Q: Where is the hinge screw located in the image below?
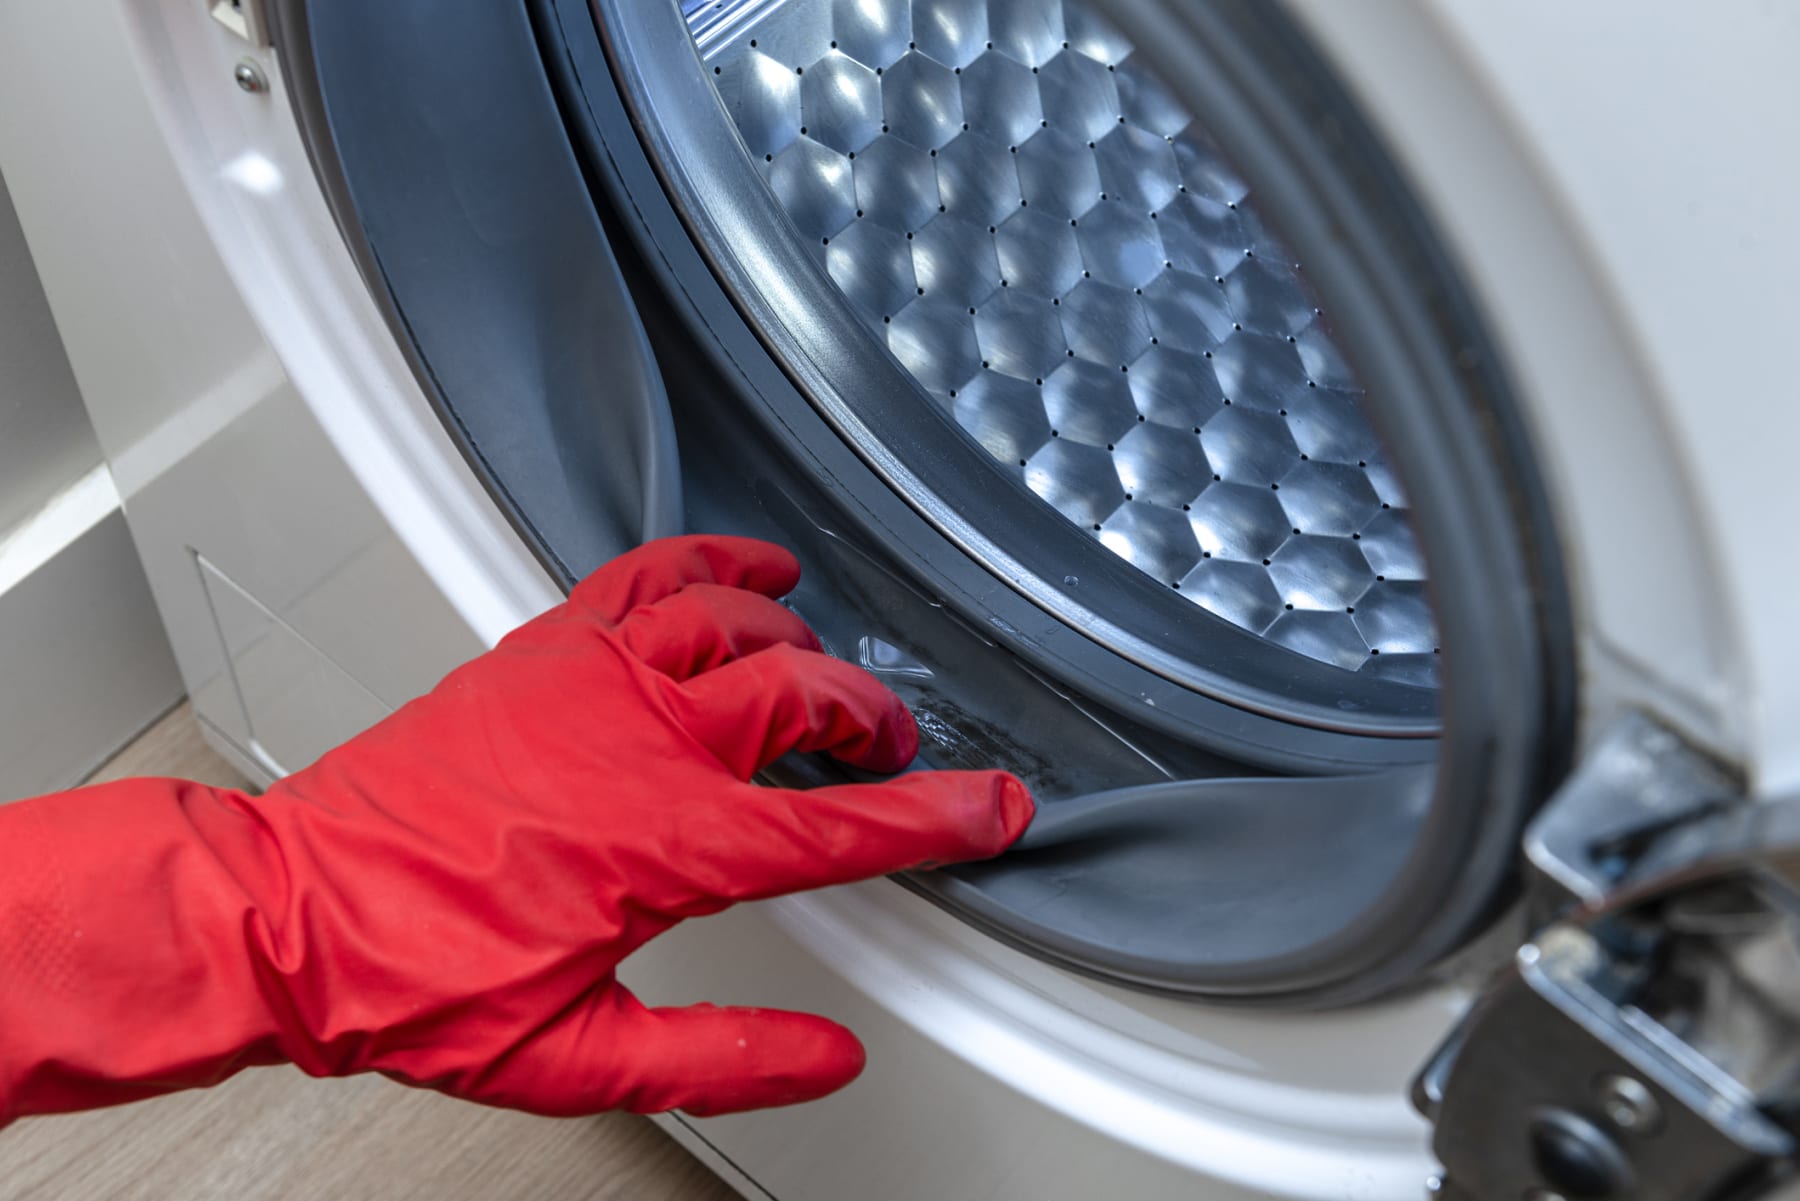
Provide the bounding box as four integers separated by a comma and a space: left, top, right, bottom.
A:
234, 60, 268, 94
1596, 1073, 1662, 1134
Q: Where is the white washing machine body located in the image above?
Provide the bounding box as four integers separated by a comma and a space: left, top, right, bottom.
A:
1, 2, 1796, 1199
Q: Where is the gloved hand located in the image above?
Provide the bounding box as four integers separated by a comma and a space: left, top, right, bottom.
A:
0, 535, 1031, 1123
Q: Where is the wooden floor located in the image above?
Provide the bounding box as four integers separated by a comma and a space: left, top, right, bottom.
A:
0, 704, 739, 1201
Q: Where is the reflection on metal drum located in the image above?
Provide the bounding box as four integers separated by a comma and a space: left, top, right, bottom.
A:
694, 0, 1438, 686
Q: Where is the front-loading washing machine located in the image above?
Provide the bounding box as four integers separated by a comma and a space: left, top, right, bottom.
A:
3, 1, 1798, 1197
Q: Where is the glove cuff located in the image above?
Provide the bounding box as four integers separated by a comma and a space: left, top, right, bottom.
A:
0, 781, 294, 1117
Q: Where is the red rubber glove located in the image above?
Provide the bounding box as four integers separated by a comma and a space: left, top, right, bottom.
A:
0, 535, 1031, 1124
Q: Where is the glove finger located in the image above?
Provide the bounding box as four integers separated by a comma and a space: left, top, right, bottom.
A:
692, 770, 1033, 904
672, 643, 919, 778
610, 1003, 867, 1117
618, 584, 822, 680
445, 987, 864, 1118
569, 535, 801, 625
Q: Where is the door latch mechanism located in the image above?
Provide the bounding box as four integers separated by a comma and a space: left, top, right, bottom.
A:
1415, 714, 1800, 1201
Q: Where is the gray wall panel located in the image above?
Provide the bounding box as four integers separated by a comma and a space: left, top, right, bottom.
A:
0, 168, 101, 535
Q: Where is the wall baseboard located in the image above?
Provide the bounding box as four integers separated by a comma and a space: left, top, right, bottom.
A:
0, 469, 183, 802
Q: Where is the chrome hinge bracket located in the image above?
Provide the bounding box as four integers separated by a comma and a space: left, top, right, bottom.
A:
1414, 713, 1800, 1201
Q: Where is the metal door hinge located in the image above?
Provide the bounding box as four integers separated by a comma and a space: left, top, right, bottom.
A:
1415, 713, 1800, 1201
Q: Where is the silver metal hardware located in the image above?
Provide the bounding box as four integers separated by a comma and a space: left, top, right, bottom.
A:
232, 59, 267, 94
1598, 1073, 1663, 1134
1414, 714, 1800, 1201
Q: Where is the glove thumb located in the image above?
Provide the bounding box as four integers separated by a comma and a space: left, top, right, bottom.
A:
608, 999, 868, 1117
455, 986, 867, 1117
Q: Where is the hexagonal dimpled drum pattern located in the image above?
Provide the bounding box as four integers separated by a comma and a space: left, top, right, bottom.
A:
693, 0, 1438, 687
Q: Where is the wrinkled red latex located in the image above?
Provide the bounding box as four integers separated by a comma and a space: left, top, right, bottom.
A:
0, 536, 1032, 1123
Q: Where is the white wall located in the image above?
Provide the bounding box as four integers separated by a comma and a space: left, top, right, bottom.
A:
0, 167, 182, 801
0, 173, 103, 534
